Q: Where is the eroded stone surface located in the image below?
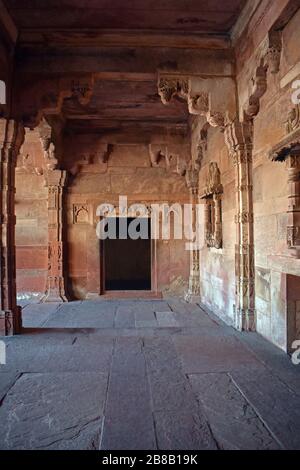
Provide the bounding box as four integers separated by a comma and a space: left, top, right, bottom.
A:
1, 300, 300, 450
189, 373, 280, 450
0, 372, 107, 450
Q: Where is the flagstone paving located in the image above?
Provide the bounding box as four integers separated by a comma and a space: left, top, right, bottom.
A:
0, 298, 299, 450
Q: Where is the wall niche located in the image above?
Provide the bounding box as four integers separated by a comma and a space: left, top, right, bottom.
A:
200, 162, 223, 249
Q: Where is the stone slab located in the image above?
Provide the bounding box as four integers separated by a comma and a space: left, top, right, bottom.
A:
189, 372, 280, 450
230, 367, 300, 450
154, 410, 217, 450
174, 330, 259, 374
0, 372, 107, 450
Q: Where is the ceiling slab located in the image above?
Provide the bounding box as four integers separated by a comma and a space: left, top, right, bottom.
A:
4, 0, 247, 33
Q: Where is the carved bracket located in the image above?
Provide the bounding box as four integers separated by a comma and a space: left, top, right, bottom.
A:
157, 74, 237, 129
244, 30, 282, 119
149, 144, 189, 176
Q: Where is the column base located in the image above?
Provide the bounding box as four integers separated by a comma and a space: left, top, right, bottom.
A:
0, 307, 22, 336
42, 277, 69, 303
234, 307, 256, 332
42, 291, 69, 303
185, 293, 201, 304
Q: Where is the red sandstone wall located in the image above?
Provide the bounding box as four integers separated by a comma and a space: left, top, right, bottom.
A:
15, 129, 48, 300
65, 139, 190, 299
15, 132, 190, 300
191, 118, 236, 325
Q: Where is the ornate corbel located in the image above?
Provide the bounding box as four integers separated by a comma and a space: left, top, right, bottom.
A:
246, 60, 268, 118
187, 91, 209, 116
38, 117, 59, 170
71, 76, 94, 106
149, 144, 189, 176
265, 30, 282, 75
158, 74, 232, 129
98, 144, 114, 164
157, 76, 189, 105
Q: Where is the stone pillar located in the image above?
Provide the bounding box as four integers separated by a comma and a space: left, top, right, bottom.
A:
43, 169, 69, 302
213, 193, 222, 249
0, 119, 24, 335
286, 154, 300, 258
225, 119, 255, 331
185, 167, 201, 303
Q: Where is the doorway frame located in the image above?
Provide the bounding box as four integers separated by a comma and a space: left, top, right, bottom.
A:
99, 215, 158, 296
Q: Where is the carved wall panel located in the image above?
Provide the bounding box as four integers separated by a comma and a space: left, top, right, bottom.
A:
200, 162, 223, 249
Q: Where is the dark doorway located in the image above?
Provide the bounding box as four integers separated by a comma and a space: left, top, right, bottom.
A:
103, 217, 151, 291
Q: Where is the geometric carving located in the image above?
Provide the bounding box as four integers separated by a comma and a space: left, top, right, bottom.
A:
43, 170, 69, 302
200, 162, 223, 249
73, 204, 90, 224
185, 164, 201, 303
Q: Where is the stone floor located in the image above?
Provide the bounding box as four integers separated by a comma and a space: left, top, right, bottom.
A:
0, 298, 300, 450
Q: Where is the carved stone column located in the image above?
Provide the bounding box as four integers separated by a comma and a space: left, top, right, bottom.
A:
286, 154, 300, 258
185, 167, 201, 303
43, 170, 69, 302
0, 119, 24, 335
225, 119, 255, 331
